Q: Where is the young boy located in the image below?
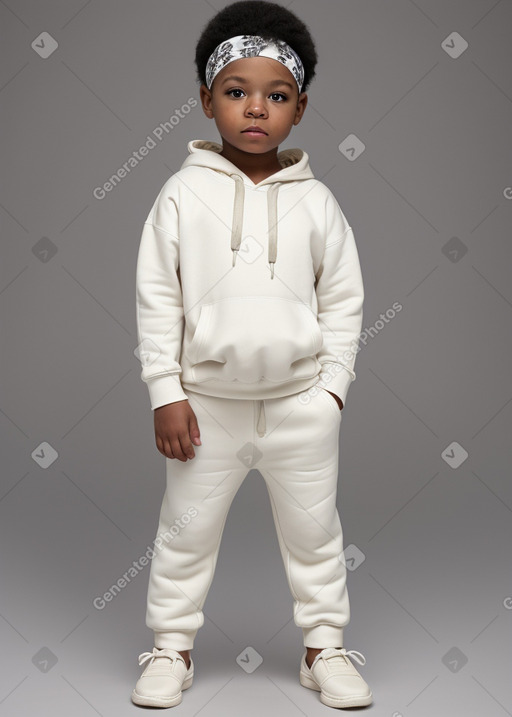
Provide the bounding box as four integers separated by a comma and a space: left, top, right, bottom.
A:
132, 0, 372, 709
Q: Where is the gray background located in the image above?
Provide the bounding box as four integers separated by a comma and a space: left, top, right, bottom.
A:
1, 0, 511, 715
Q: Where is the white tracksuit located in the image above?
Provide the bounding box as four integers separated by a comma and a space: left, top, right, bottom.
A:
135, 139, 365, 650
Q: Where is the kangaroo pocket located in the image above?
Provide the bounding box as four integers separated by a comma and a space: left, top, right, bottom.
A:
185, 296, 324, 384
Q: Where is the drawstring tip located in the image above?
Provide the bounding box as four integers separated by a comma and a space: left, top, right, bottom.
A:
270, 263, 275, 279
232, 250, 237, 267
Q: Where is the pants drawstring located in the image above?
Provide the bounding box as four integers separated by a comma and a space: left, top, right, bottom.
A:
256, 399, 266, 437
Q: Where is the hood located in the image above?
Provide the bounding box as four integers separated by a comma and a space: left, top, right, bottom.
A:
180, 139, 315, 279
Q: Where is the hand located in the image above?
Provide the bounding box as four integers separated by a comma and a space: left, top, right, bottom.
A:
327, 391, 343, 411
154, 400, 202, 461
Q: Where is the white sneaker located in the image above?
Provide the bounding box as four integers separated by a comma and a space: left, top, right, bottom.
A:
131, 647, 194, 708
300, 646, 373, 708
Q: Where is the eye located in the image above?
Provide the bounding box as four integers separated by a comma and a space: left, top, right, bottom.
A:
226, 88, 245, 98
225, 89, 288, 101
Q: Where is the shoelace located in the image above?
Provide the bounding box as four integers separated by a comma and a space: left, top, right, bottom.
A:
310, 647, 367, 672
137, 647, 184, 669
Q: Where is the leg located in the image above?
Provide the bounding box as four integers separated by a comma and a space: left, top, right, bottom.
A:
257, 388, 350, 648
305, 646, 342, 669
145, 390, 252, 651
177, 650, 191, 669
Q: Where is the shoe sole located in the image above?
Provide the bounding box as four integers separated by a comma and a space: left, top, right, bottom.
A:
300, 671, 373, 708
131, 673, 194, 708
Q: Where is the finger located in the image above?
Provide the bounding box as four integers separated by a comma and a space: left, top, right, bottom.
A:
162, 437, 175, 460
189, 418, 201, 446
170, 434, 189, 462
179, 429, 196, 460
173, 424, 197, 460
155, 434, 165, 457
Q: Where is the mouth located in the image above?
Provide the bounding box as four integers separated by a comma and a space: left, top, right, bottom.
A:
242, 127, 268, 136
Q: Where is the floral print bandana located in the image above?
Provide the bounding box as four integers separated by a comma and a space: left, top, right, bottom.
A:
205, 34, 305, 92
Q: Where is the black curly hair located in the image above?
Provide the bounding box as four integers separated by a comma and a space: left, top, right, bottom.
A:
194, 0, 318, 94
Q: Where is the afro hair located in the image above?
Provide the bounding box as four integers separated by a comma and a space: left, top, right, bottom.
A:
194, 0, 318, 93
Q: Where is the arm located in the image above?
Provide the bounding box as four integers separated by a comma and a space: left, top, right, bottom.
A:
315, 192, 365, 409
135, 187, 201, 461
135, 188, 188, 410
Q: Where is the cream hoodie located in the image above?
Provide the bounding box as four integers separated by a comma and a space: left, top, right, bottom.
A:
136, 139, 364, 410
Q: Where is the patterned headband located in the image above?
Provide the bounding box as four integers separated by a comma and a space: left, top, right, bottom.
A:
205, 34, 305, 93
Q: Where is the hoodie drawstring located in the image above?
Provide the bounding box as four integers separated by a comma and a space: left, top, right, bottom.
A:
230, 173, 245, 265
229, 173, 282, 280
267, 182, 282, 280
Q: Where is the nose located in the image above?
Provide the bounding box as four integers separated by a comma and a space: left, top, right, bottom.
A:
246, 96, 268, 118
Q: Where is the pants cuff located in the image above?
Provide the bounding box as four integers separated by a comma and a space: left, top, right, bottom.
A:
303, 625, 344, 648
153, 630, 197, 651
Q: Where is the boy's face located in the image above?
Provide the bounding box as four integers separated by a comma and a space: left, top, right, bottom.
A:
199, 56, 308, 155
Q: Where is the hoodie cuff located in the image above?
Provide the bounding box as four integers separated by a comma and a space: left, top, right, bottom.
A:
317, 362, 355, 408
146, 374, 189, 410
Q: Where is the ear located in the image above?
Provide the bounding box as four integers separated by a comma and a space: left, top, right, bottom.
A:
293, 92, 308, 126
199, 83, 215, 119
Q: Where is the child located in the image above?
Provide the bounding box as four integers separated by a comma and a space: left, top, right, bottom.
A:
132, 0, 372, 709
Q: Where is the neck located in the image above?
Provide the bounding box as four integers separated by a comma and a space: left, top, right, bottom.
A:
219, 140, 282, 182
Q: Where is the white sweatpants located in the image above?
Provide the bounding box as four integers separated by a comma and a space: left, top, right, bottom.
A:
145, 386, 350, 651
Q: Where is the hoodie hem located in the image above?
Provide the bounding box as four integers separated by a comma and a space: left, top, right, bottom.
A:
181, 374, 323, 401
